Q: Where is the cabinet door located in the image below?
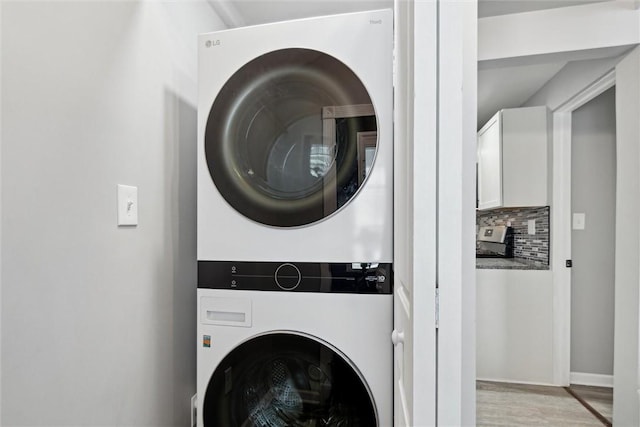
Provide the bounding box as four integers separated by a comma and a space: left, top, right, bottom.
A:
477, 112, 502, 209
501, 106, 549, 207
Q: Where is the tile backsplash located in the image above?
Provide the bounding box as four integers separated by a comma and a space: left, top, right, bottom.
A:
477, 206, 550, 266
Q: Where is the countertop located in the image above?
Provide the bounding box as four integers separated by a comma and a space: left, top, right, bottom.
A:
476, 257, 549, 270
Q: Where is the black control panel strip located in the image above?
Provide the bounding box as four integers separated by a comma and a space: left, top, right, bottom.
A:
198, 261, 393, 294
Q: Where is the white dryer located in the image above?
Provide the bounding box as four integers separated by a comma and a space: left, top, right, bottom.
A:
197, 10, 393, 263
197, 261, 393, 427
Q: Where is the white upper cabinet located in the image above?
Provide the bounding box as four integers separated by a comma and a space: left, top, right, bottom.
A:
477, 113, 502, 209
477, 106, 550, 210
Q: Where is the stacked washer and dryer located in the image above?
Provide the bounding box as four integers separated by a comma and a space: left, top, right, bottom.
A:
197, 9, 394, 426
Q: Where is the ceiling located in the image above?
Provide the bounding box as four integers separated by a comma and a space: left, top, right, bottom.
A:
212, 0, 617, 127
478, 0, 609, 18
476, 0, 617, 126
212, 1, 392, 27
218, 0, 612, 27
477, 61, 566, 126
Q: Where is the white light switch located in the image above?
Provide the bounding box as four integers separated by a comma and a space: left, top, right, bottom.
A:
117, 184, 138, 226
528, 219, 536, 235
573, 213, 586, 230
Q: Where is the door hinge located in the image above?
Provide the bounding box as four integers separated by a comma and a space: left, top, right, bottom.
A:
435, 288, 440, 329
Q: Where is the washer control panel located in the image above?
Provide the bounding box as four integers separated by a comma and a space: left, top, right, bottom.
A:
198, 261, 392, 294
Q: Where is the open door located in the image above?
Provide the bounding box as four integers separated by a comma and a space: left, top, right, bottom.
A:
392, 1, 437, 425
392, 1, 476, 425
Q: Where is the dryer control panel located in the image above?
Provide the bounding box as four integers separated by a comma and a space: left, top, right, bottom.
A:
198, 261, 392, 294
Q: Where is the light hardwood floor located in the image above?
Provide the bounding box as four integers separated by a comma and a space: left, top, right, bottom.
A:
477, 381, 610, 426
568, 384, 613, 424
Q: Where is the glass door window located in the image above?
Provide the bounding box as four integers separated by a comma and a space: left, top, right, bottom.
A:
202, 333, 377, 426
204, 48, 378, 227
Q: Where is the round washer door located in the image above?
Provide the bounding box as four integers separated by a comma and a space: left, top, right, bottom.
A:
204, 48, 379, 227
202, 333, 377, 426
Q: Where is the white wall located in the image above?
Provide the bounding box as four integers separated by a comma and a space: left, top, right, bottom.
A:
478, 0, 640, 62
0, 3, 3, 425
437, 1, 477, 425
520, 52, 625, 390
476, 3, 638, 391
524, 55, 625, 111
0, 0, 3, 422
476, 270, 555, 384
570, 87, 616, 378
1, 1, 224, 425
521, 45, 640, 424
613, 45, 640, 427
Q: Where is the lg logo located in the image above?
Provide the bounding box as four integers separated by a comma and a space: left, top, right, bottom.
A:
205, 39, 221, 48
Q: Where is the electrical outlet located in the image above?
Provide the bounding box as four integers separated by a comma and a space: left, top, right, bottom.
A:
527, 219, 536, 235
191, 394, 197, 427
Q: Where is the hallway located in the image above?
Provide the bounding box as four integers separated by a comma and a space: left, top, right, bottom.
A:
477, 381, 612, 426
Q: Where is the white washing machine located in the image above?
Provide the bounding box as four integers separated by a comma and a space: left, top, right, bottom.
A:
197, 261, 393, 427
197, 10, 393, 263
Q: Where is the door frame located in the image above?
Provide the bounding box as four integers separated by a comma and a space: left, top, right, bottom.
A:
392, 0, 477, 425
552, 69, 616, 386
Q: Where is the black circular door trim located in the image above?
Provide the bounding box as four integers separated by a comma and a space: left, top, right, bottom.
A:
202, 332, 378, 426
204, 48, 378, 227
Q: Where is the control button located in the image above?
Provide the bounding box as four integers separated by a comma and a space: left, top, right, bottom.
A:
275, 263, 301, 291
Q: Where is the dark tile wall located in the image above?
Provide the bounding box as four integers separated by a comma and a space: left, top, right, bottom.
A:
477, 206, 550, 266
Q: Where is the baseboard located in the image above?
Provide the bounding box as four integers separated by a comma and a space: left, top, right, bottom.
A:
476, 377, 558, 387
570, 372, 613, 388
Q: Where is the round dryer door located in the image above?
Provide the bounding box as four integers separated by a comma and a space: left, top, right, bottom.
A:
202, 333, 378, 426
204, 48, 378, 227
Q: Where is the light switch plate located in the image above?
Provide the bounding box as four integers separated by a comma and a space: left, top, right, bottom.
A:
573, 213, 586, 230
528, 219, 536, 235
117, 184, 138, 226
